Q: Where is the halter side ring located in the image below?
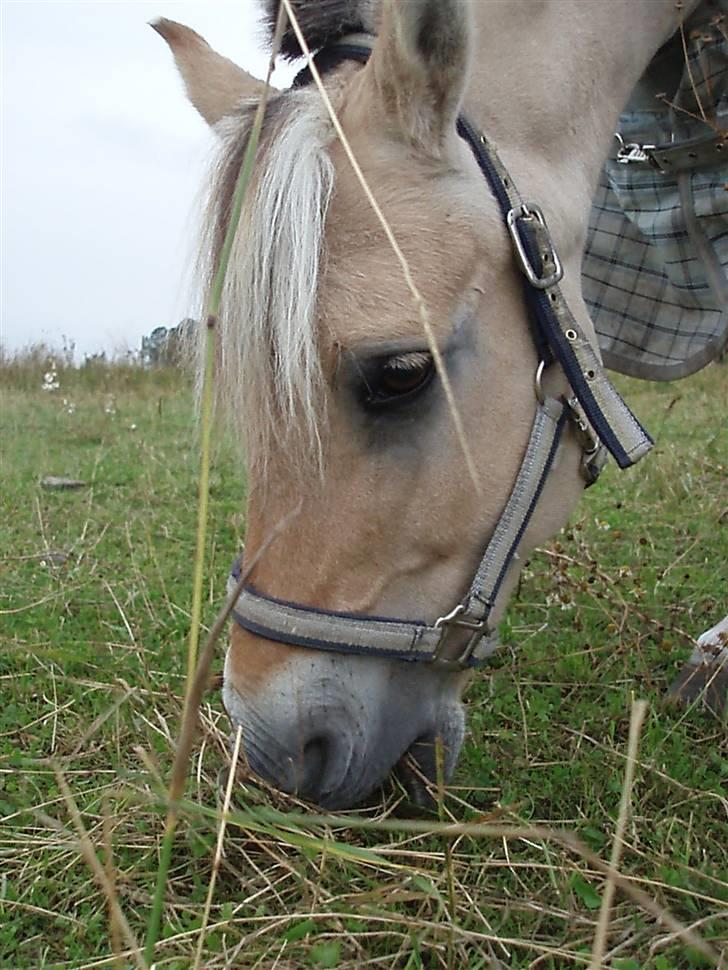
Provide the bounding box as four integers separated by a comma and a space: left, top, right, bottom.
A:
534, 360, 546, 405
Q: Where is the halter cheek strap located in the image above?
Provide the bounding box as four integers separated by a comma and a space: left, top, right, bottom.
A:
457, 116, 653, 470
228, 42, 654, 671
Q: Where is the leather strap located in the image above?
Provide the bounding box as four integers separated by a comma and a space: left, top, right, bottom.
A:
616, 132, 728, 174
456, 117, 653, 469
464, 398, 567, 622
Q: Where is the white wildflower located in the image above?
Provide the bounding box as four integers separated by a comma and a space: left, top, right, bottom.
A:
42, 360, 59, 392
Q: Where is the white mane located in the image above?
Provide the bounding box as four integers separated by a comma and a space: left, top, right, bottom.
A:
199, 88, 336, 471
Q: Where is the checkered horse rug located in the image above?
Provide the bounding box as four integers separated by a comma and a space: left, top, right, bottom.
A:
583, 0, 728, 381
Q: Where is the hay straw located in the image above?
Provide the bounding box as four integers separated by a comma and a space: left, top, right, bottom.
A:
51, 768, 145, 968
143, 6, 289, 963
280, 0, 482, 496
193, 725, 243, 968
589, 698, 648, 968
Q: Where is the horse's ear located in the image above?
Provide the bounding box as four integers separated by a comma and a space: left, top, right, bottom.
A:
367, 0, 472, 149
151, 18, 265, 126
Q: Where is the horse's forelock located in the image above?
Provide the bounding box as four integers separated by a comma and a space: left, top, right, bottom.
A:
198, 89, 336, 474
262, 0, 378, 60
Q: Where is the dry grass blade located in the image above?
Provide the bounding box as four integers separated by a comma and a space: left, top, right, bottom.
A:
589, 698, 648, 969
566, 834, 723, 966
50, 767, 146, 968
144, 498, 301, 963
68, 687, 134, 758
103, 794, 124, 970
280, 0, 482, 496
144, 6, 289, 963
193, 725, 243, 969
216, 800, 724, 964
434, 736, 457, 970
678, 17, 707, 122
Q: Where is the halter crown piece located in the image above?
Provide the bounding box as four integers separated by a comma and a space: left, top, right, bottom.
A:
229, 40, 654, 671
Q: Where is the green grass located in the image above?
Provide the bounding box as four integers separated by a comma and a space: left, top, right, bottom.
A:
1, 356, 726, 968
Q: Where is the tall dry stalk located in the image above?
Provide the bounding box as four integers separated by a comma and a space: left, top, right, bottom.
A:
143, 7, 289, 964
589, 699, 649, 969
193, 726, 244, 968
279, 0, 481, 495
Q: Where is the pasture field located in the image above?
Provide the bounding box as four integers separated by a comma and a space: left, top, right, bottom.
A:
1, 355, 726, 969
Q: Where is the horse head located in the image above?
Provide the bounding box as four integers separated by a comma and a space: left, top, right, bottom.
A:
154, 0, 673, 807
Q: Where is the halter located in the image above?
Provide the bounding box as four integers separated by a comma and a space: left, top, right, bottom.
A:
228, 42, 653, 670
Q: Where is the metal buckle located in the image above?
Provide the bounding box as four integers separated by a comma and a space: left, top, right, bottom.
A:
506, 203, 564, 289
566, 395, 607, 486
566, 396, 599, 454
432, 603, 488, 669
614, 132, 656, 166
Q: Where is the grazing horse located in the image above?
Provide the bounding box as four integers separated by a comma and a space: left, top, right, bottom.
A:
154, 0, 727, 809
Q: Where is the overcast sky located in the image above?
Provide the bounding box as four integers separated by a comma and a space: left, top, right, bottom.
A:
2, 1, 294, 358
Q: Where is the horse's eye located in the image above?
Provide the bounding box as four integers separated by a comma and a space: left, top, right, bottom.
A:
364, 352, 435, 408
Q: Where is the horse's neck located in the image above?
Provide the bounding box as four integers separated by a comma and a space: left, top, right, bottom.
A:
465, 0, 699, 244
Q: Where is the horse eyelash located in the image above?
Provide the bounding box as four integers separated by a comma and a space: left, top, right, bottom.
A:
385, 352, 432, 372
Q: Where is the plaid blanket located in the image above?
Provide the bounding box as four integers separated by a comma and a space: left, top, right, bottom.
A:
583, 0, 728, 381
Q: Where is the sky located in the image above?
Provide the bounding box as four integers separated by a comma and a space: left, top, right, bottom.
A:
1, 1, 294, 358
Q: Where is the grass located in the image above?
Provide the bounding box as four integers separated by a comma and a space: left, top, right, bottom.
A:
1, 352, 726, 968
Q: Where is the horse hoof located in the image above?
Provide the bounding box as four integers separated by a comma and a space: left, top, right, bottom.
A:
665, 662, 727, 719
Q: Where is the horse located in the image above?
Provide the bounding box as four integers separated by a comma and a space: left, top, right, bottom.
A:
154, 0, 727, 810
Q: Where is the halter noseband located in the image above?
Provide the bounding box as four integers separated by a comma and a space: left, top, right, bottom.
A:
228, 41, 653, 671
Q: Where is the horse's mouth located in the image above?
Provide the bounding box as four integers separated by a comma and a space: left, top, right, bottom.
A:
393, 727, 465, 809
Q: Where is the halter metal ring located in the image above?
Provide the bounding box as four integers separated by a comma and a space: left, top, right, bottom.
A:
534, 360, 546, 405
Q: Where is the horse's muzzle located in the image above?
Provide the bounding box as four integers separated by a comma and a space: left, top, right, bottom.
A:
221, 653, 467, 809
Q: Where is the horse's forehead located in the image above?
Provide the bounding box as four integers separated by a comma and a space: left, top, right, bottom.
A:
318, 240, 478, 355
317, 154, 501, 350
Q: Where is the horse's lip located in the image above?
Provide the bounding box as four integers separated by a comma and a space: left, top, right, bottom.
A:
394, 754, 436, 808
393, 719, 466, 809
